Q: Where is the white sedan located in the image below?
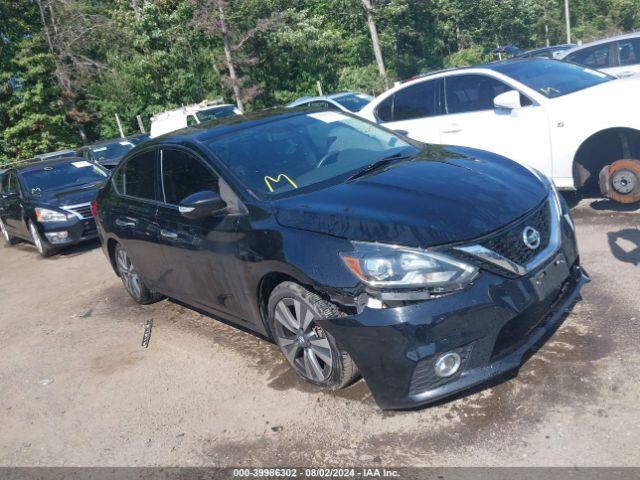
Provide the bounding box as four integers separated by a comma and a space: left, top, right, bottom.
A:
358, 59, 640, 202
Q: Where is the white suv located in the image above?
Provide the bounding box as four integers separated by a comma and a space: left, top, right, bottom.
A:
559, 32, 640, 79
358, 58, 640, 202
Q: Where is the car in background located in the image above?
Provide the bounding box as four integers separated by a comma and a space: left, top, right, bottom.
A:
0, 157, 108, 257
95, 108, 586, 409
150, 102, 242, 138
559, 32, 640, 78
287, 92, 374, 113
77, 137, 137, 169
128, 133, 150, 145
34, 149, 77, 162
358, 58, 640, 203
516, 44, 576, 59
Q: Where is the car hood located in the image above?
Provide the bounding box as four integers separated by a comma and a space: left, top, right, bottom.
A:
274, 146, 548, 248
33, 182, 104, 207
555, 76, 640, 110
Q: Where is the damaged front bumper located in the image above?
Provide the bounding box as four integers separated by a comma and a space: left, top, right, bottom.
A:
318, 249, 589, 410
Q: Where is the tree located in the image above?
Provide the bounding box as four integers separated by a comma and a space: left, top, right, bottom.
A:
360, 0, 389, 89
190, 0, 281, 111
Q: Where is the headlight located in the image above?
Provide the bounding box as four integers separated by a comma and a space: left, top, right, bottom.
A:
340, 242, 478, 291
35, 208, 68, 222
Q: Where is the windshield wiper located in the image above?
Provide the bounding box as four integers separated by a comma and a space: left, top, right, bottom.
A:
346, 152, 414, 182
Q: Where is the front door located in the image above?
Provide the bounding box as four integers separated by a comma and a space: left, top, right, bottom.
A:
440, 73, 553, 176
155, 147, 248, 322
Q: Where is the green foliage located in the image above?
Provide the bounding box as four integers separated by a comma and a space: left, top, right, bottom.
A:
2, 0, 640, 164
444, 46, 491, 68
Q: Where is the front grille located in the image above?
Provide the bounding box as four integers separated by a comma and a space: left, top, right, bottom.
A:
490, 265, 577, 360
480, 200, 551, 267
66, 204, 93, 219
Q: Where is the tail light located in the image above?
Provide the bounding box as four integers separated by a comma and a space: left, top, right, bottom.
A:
90, 199, 98, 218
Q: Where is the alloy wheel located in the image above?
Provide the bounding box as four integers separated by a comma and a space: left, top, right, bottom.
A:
273, 297, 333, 382
0, 219, 9, 243
116, 246, 143, 300
29, 223, 44, 255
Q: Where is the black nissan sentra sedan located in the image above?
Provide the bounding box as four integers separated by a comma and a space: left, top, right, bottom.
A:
0, 158, 107, 257
94, 109, 588, 409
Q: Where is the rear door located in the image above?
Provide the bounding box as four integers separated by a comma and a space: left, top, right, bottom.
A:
564, 43, 615, 74
110, 148, 166, 289
610, 38, 640, 78
155, 147, 248, 321
375, 78, 444, 144
439, 73, 553, 176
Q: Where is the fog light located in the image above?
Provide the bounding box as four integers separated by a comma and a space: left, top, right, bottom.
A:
434, 352, 461, 378
44, 231, 69, 244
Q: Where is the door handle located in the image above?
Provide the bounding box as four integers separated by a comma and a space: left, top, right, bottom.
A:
115, 218, 137, 228
618, 71, 635, 78
160, 229, 178, 240
442, 124, 462, 134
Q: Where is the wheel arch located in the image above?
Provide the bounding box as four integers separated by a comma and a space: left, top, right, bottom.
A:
256, 271, 308, 340
106, 237, 120, 276
572, 127, 640, 189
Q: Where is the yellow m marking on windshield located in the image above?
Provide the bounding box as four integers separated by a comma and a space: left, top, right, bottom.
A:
264, 174, 298, 193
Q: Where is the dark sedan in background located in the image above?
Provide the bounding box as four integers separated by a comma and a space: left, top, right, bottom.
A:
94, 109, 587, 409
77, 136, 146, 169
0, 158, 107, 257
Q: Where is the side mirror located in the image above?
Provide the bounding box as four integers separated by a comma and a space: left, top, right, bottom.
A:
494, 90, 522, 110
178, 190, 226, 219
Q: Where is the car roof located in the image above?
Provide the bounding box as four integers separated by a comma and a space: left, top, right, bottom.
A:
13, 156, 87, 173
80, 137, 136, 149
402, 58, 539, 83
142, 108, 346, 147
519, 44, 575, 55
34, 149, 76, 159
288, 92, 364, 105
562, 31, 640, 55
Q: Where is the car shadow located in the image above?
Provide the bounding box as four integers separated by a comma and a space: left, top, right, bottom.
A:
589, 198, 640, 212
56, 238, 102, 258
607, 228, 640, 266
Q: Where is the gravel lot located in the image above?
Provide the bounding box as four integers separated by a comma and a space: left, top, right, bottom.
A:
1, 198, 639, 467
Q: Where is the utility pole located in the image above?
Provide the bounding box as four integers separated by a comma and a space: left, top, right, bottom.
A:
564, 0, 571, 44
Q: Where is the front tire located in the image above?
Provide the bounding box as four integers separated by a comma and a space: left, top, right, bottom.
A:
29, 221, 54, 257
0, 218, 19, 246
268, 281, 358, 390
114, 243, 164, 304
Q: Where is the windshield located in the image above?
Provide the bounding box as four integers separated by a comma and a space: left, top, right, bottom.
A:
90, 141, 134, 161
196, 105, 239, 122
20, 160, 107, 196
332, 93, 374, 112
207, 111, 418, 197
491, 59, 613, 98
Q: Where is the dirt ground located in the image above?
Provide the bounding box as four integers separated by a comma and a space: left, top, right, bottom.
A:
1, 197, 639, 467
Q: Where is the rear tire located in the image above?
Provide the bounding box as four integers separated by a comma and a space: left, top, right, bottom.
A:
29, 221, 54, 257
268, 281, 358, 390
0, 218, 19, 246
114, 243, 165, 305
